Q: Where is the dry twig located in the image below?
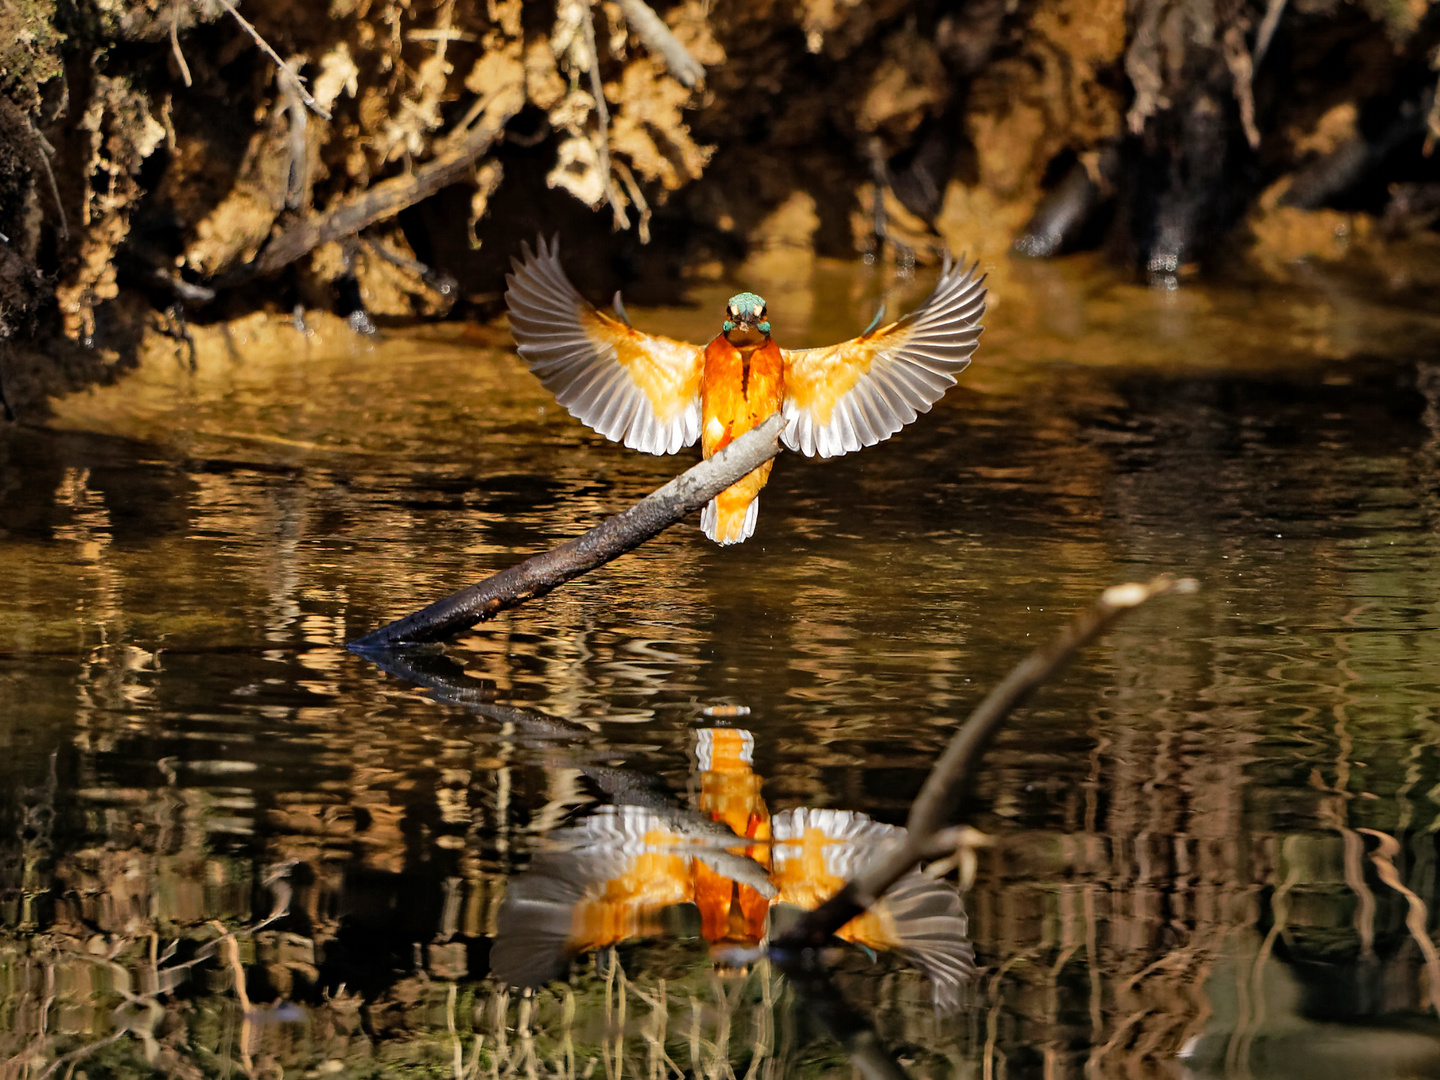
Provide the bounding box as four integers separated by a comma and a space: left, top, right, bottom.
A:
581, 2, 631, 232
2, 101, 69, 239
1252, 0, 1287, 69
349, 414, 787, 650
615, 0, 705, 88
169, 0, 192, 87
613, 157, 652, 244
214, 0, 331, 120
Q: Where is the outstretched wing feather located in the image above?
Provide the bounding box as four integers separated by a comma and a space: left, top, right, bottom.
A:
781, 257, 986, 459
505, 237, 703, 455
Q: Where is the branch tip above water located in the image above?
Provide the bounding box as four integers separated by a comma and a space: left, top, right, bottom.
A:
1102, 575, 1198, 610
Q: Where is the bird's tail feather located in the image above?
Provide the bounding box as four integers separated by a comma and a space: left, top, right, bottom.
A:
702, 496, 759, 545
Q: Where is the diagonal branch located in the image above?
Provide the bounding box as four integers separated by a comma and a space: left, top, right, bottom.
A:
348, 413, 787, 650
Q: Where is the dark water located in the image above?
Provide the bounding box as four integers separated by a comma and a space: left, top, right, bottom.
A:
5, 254, 1440, 1078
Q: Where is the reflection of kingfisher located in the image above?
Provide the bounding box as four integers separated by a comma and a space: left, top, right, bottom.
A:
491, 728, 975, 1007
692, 728, 772, 949
505, 238, 987, 545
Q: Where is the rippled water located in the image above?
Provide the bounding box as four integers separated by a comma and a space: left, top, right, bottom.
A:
5, 252, 1440, 1078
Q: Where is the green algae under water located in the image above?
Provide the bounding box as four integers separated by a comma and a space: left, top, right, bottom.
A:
5, 251, 1440, 1078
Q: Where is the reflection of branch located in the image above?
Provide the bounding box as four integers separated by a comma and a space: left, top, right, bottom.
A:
775, 959, 910, 1080
210, 920, 254, 1014
36, 1031, 126, 1080
210, 919, 255, 1075
365, 649, 770, 874
775, 576, 1198, 950
1359, 828, 1440, 1015
349, 413, 786, 649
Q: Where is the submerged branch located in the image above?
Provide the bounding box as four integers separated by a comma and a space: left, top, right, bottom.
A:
775, 959, 911, 1080
349, 413, 787, 650
772, 574, 1198, 952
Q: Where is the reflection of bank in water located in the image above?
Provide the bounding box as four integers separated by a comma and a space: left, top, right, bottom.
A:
491, 727, 974, 1008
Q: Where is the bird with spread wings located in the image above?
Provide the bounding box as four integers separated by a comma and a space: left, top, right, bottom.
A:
505, 237, 987, 545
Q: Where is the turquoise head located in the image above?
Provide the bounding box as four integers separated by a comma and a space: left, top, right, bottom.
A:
723, 292, 770, 336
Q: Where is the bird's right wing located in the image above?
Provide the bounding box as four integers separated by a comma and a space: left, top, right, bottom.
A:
505, 237, 704, 455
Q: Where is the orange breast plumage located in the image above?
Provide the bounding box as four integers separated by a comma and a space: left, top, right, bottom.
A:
699, 336, 785, 544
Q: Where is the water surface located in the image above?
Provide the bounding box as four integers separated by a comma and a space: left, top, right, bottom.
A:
4, 253, 1440, 1078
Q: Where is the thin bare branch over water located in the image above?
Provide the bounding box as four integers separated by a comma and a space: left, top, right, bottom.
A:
349, 413, 787, 650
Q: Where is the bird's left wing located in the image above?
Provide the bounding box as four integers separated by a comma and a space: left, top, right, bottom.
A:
781, 257, 986, 458
506, 237, 703, 455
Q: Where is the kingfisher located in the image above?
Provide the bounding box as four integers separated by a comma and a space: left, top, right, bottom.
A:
504, 237, 987, 545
